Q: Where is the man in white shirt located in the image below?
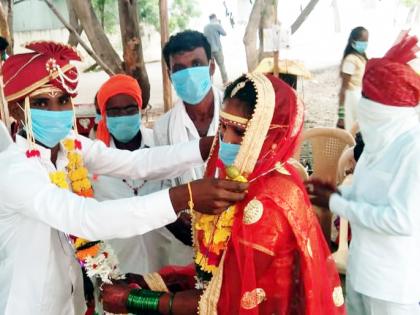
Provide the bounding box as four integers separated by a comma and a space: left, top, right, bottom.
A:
307, 34, 420, 315
153, 30, 224, 265
0, 41, 247, 315
93, 74, 185, 275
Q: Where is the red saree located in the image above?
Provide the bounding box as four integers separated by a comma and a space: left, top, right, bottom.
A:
197, 74, 345, 315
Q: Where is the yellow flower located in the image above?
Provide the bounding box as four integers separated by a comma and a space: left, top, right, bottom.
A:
195, 252, 218, 273
68, 167, 88, 181
49, 171, 69, 189
74, 238, 89, 249
193, 165, 248, 274
72, 180, 83, 193
63, 139, 75, 151
72, 178, 92, 193
67, 152, 82, 169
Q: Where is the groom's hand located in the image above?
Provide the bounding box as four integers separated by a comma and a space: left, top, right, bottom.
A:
169, 178, 248, 215
100, 283, 130, 314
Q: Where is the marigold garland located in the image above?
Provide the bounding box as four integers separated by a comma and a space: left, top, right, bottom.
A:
31, 138, 121, 284
193, 165, 247, 275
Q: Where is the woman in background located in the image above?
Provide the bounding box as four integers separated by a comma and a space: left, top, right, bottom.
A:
337, 26, 369, 130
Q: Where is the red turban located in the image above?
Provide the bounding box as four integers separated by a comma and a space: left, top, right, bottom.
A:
3, 41, 81, 102
96, 74, 143, 146
362, 33, 420, 107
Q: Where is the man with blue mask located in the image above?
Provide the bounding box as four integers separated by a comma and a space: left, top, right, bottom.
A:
91, 74, 179, 314
93, 74, 179, 278
153, 30, 224, 265
0, 41, 248, 315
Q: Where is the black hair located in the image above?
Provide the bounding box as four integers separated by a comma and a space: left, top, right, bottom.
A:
162, 30, 212, 69
343, 26, 368, 61
224, 75, 257, 117
209, 14, 216, 20
0, 36, 9, 52
93, 93, 100, 114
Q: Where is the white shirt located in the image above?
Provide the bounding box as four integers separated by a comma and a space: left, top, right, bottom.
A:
330, 126, 420, 304
152, 87, 222, 266
93, 126, 182, 274
0, 133, 203, 315
153, 86, 223, 186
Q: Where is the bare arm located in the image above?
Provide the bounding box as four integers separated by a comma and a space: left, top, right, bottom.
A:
158, 290, 202, 315
337, 73, 351, 128
339, 73, 351, 106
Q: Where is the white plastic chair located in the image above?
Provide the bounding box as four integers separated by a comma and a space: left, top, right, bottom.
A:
288, 158, 309, 182
294, 127, 355, 241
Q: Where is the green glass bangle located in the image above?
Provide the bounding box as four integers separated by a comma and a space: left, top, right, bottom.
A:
126, 289, 164, 314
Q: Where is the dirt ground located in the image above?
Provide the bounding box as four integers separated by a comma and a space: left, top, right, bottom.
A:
301, 66, 340, 129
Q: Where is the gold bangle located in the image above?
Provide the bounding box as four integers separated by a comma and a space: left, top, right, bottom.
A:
143, 272, 170, 293
187, 182, 194, 211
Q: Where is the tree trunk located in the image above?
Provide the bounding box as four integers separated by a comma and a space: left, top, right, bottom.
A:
99, 0, 105, 29
118, 0, 150, 108
159, 0, 172, 112
258, 0, 277, 62
66, 0, 83, 47
44, 0, 115, 75
243, 0, 265, 72
291, 0, 320, 34
72, 0, 123, 74
0, 0, 12, 55
415, 4, 420, 25
331, 0, 341, 33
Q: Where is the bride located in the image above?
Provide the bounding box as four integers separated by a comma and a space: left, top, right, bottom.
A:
101, 73, 345, 315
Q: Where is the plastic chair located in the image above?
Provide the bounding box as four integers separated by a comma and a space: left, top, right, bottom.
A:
336, 146, 356, 184
294, 127, 355, 241
288, 158, 309, 182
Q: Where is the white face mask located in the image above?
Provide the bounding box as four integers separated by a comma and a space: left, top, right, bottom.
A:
357, 97, 419, 162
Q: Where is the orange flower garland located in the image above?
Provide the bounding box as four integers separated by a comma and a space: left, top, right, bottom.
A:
193, 166, 247, 275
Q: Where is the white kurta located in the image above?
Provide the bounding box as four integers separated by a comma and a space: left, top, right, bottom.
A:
0, 133, 203, 315
330, 125, 420, 304
152, 87, 223, 266
93, 126, 180, 274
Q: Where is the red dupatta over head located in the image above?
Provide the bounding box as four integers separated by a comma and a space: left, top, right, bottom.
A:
198, 74, 345, 315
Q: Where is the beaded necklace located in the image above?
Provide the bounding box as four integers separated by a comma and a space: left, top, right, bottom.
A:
122, 179, 147, 196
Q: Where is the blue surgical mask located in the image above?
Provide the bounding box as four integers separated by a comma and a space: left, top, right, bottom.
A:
106, 113, 141, 143
171, 66, 212, 105
352, 41, 368, 54
219, 138, 240, 166
30, 109, 74, 148
95, 113, 102, 124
